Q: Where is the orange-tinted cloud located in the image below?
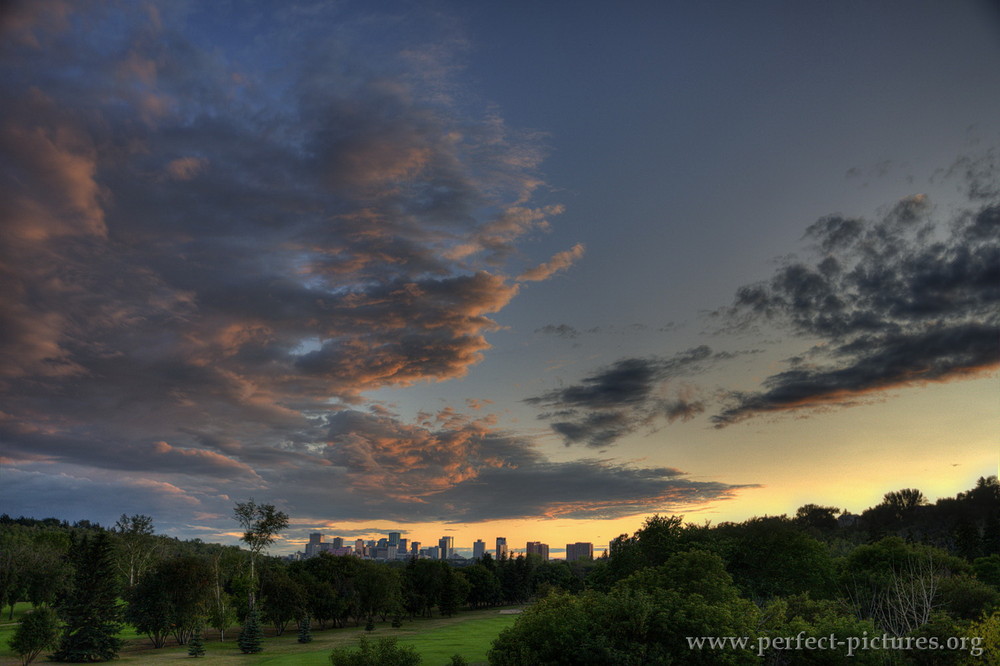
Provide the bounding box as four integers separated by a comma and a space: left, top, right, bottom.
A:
517, 243, 585, 282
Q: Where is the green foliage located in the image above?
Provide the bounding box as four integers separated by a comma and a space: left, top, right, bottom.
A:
447, 654, 469, 666
973, 554, 1000, 589
489, 584, 758, 665
8, 606, 60, 665
439, 565, 469, 617
186, 626, 206, 658
261, 566, 305, 635
965, 611, 1000, 665
719, 516, 837, 601
238, 607, 264, 654
938, 574, 1000, 620
112, 514, 158, 589
53, 531, 123, 662
233, 498, 289, 609
297, 616, 313, 643
125, 554, 213, 647
329, 635, 421, 666
757, 595, 883, 664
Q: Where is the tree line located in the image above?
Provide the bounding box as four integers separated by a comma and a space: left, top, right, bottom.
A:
489, 476, 1000, 665
2, 477, 998, 664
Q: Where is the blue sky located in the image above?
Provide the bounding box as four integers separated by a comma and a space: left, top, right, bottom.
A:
1, 0, 997, 554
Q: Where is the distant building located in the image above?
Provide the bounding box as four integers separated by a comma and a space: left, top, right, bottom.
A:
565, 542, 593, 561
398, 538, 408, 554
410, 541, 421, 555
422, 545, 440, 559
388, 531, 401, 547
438, 536, 454, 559
305, 533, 325, 558
496, 536, 508, 559
331, 537, 344, 549
472, 539, 486, 560
355, 538, 366, 556
526, 541, 549, 560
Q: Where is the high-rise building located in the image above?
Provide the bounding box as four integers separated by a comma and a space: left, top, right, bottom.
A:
496, 537, 508, 559
398, 538, 408, 554
526, 541, 549, 560
305, 533, 324, 558
438, 536, 454, 559
331, 537, 344, 549
410, 541, 421, 555
355, 538, 366, 556
472, 539, 486, 560
388, 531, 401, 547
565, 542, 593, 561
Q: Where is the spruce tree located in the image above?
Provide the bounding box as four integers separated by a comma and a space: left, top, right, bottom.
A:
187, 625, 206, 658
296, 617, 312, 644
54, 532, 123, 662
237, 608, 263, 654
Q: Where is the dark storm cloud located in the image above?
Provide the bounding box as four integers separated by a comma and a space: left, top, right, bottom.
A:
527, 347, 716, 447
714, 181, 1000, 425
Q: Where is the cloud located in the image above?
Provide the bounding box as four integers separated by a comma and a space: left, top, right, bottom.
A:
527, 347, 717, 447
535, 324, 580, 339
517, 243, 585, 281
0, 2, 609, 531
713, 175, 1000, 425
258, 406, 751, 523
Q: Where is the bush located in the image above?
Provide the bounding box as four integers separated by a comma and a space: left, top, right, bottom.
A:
329, 636, 420, 666
9, 606, 60, 665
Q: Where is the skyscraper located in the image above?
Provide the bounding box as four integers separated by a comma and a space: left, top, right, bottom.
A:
388, 531, 401, 547
438, 536, 454, 559
472, 539, 486, 560
526, 541, 549, 560
496, 536, 508, 559
565, 542, 593, 561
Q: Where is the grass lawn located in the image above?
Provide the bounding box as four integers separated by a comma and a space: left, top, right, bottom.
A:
0, 606, 521, 666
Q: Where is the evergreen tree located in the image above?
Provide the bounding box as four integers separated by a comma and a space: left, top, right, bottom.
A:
237, 607, 263, 654
296, 616, 312, 644
54, 532, 123, 662
187, 625, 206, 658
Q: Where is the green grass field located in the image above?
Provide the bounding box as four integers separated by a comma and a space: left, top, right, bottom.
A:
0, 605, 521, 666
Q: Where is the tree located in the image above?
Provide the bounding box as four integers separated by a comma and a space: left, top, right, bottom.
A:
126, 555, 213, 647
237, 607, 263, 654
54, 532, 123, 662
187, 625, 206, 658
112, 514, 158, 589
439, 566, 469, 617
8, 606, 60, 665
881, 488, 928, 517
232, 499, 288, 609
207, 548, 240, 641
297, 617, 313, 643
794, 504, 841, 532
261, 566, 305, 636
329, 636, 421, 666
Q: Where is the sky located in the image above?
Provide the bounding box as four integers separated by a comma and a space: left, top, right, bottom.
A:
1, 0, 998, 557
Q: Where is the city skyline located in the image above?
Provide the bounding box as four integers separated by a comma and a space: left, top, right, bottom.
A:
1, 1, 997, 554
298, 529, 570, 560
